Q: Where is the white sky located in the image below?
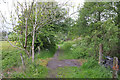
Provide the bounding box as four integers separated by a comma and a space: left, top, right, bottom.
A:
0, 0, 85, 32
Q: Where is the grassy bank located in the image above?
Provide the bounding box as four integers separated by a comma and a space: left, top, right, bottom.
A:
58, 39, 114, 78
58, 38, 93, 60
56, 58, 112, 78
1, 41, 55, 78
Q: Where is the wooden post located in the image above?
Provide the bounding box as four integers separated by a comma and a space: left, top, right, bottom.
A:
112, 57, 118, 78
98, 43, 103, 65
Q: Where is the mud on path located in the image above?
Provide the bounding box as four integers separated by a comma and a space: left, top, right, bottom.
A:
47, 46, 82, 78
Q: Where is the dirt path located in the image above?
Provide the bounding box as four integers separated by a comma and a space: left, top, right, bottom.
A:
47, 46, 82, 78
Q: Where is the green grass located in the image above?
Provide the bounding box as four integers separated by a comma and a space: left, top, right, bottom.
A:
1, 41, 55, 78
2, 41, 22, 70
1, 39, 119, 78
9, 64, 48, 78
58, 39, 91, 60
36, 49, 56, 59
118, 70, 120, 79
57, 39, 113, 78
57, 58, 112, 78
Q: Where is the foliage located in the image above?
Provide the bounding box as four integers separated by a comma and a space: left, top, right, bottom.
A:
2, 1, 120, 78
10, 2, 68, 54
36, 50, 56, 59
23, 64, 48, 78
2, 41, 55, 78
57, 58, 112, 78
59, 39, 91, 60
2, 41, 22, 70
76, 2, 119, 58
57, 2, 120, 78
7, 64, 48, 78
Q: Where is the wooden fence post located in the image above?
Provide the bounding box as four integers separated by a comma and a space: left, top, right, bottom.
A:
112, 57, 118, 78
98, 43, 103, 65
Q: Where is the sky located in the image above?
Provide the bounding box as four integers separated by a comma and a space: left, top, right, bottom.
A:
0, 0, 85, 32
1, 0, 120, 32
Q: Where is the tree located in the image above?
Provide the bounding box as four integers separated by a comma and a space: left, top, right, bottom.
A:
32, 1, 37, 62
1, 0, 78, 63
5, 1, 69, 62
112, 2, 120, 54
76, 2, 119, 57
77, 2, 115, 36
56, 17, 75, 40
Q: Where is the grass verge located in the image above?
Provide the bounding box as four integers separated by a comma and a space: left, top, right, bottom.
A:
57, 39, 113, 78
1, 41, 55, 78
57, 58, 112, 78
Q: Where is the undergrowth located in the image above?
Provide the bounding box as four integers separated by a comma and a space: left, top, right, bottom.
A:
57, 57, 112, 78
59, 38, 93, 60
58, 38, 115, 78
2, 41, 55, 78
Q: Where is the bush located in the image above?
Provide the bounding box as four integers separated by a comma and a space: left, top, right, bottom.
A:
60, 41, 74, 50
59, 39, 91, 60
2, 41, 55, 78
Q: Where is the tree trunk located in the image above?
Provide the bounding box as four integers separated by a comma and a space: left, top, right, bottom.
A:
112, 57, 118, 78
20, 53, 25, 70
24, 18, 30, 57
98, 43, 103, 65
32, 26, 35, 62
25, 49, 30, 57
32, 1, 37, 62
24, 18, 28, 49
98, 11, 101, 21
38, 46, 40, 54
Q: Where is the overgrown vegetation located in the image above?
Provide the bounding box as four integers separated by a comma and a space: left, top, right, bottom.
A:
75, 2, 120, 58
57, 59, 112, 78
2, 41, 55, 78
1, 1, 120, 79
59, 37, 97, 60
58, 39, 120, 78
